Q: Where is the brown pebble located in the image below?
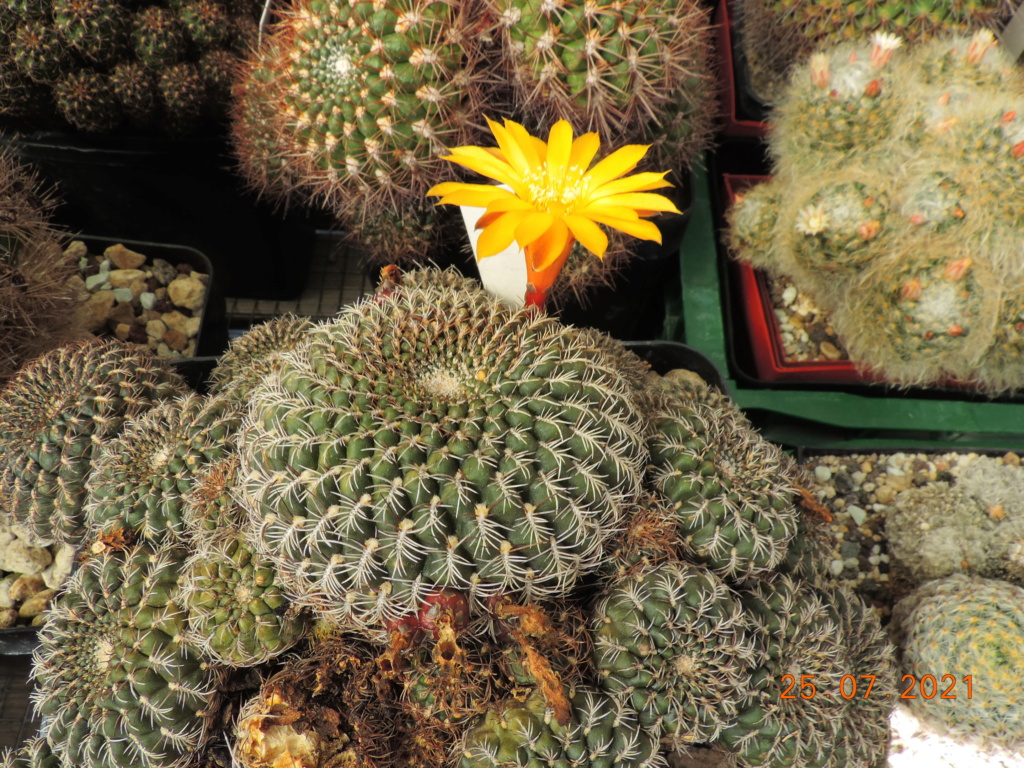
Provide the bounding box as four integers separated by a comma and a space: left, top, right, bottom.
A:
113, 322, 131, 341
107, 301, 136, 327
1003, 452, 1021, 467
163, 329, 188, 352
127, 323, 148, 345
176, 262, 192, 275
819, 341, 843, 360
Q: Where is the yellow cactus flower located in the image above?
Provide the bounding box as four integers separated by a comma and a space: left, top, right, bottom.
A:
428, 117, 680, 307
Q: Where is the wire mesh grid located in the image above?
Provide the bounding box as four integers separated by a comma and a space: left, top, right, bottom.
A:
0, 656, 39, 752
225, 229, 376, 328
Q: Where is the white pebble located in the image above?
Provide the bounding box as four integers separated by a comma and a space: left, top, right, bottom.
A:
814, 465, 832, 483
852, 471, 866, 484
830, 559, 845, 576
0, 539, 52, 574
782, 285, 799, 306
868, 555, 880, 565
847, 505, 867, 526
140, 292, 157, 310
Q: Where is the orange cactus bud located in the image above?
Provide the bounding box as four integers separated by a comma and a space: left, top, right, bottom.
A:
809, 53, 830, 88
944, 258, 971, 280
1001, 111, 1017, 125
937, 92, 951, 106
1013, 141, 1024, 159
933, 117, 959, 133
909, 213, 927, 225
901, 278, 922, 300
858, 220, 881, 240
863, 79, 881, 98
952, 206, 965, 219
947, 324, 964, 337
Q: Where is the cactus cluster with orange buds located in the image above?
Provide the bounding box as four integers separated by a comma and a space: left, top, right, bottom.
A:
727, 31, 1024, 392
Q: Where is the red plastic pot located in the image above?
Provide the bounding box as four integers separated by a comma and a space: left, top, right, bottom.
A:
714, 1, 770, 138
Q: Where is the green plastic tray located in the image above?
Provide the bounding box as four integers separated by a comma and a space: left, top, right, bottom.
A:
664, 164, 1024, 452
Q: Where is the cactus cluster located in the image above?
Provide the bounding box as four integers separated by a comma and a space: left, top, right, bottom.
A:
727, 31, 1024, 393
0, 0, 261, 133
0, 268, 897, 768
229, 0, 715, 269
735, 0, 1015, 105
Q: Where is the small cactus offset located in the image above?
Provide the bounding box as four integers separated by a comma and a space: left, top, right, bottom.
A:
0, 339, 185, 546
891, 575, 1024, 750
646, 378, 801, 581
180, 531, 307, 666
736, 0, 1015, 105
84, 392, 241, 545
591, 560, 765, 748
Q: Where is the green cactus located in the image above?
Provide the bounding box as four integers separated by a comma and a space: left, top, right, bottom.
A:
177, 0, 229, 47
52, 0, 129, 64
891, 575, 1024, 750
109, 61, 158, 125
131, 5, 187, 67
157, 61, 206, 132
181, 531, 307, 666
228, 0, 486, 220
53, 68, 121, 131
237, 268, 648, 635
490, 0, 716, 173
591, 560, 764, 748
718, 576, 895, 768
31, 543, 225, 768
0, 339, 185, 546
11, 21, 70, 83
647, 378, 801, 581
460, 686, 662, 768
196, 47, 235, 117
84, 392, 241, 544
209, 313, 315, 405
0, 738, 59, 768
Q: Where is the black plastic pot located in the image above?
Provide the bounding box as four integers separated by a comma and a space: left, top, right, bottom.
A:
1, 131, 321, 300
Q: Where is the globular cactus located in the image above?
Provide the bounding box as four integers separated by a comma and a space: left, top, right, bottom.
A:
718, 576, 895, 768
52, 0, 129, 64
10, 21, 70, 83
488, 0, 716, 174
591, 560, 765, 748
157, 61, 206, 132
0, 339, 185, 546
31, 543, 225, 768
835, 249, 998, 385
890, 575, 1024, 751
180, 532, 307, 666
131, 6, 187, 67
237, 268, 648, 635
460, 686, 664, 768
182, 453, 246, 536
229, 0, 487, 222
177, 0, 230, 48
208, 313, 315, 405
109, 60, 158, 126
725, 181, 782, 274
770, 35, 903, 166
52, 68, 121, 131
84, 393, 241, 545
646, 378, 801, 582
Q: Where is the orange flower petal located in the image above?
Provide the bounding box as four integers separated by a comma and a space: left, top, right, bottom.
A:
563, 214, 608, 259
514, 211, 556, 248
476, 211, 527, 258
585, 144, 651, 189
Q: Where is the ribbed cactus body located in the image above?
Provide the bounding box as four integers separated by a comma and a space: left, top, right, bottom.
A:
0, 340, 184, 546
0, 738, 59, 768
790, 180, 890, 274
460, 687, 663, 768
592, 561, 764, 747
647, 380, 800, 581
11, 21, 69, 82
53, 68, 120, 131
892, 575, 1024, 750
52, 0, 129, 63
85, 393, 241, 544
238, 270, 648, 632
230, 0, 484, 217
210, 313, 315, 404
181, 532, 306, 666
31, 544, 224, 768
131, 6, 186, 67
